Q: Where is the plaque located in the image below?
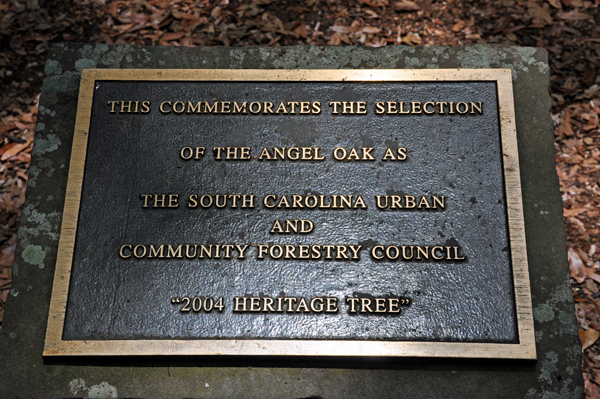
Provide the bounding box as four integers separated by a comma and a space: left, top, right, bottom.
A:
44, 69, 535, 358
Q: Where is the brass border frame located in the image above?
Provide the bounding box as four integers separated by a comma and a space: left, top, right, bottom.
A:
44, 69, 535, 359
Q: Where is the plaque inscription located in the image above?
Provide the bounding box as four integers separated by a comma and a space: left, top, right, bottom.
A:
44, 69, 535, 358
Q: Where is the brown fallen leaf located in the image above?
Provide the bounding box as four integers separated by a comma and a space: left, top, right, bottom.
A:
363, 8, 380, 18
394, 0, 420, 11
295, 22, 307, 38
564, 207, 588, 217
0, 143, 19, 157
13, 153, 31, 164
131, 13, 149, 25
401, 32, 421, 45
331, 25, 360, 34
328, 32, 342, 45
561, 109, 573, 137
13, 121, 27, 131
211, 6, 221, 19
581, 327, 600, 350
569, 247, 599, 284
112, 23, 135, 34
585, 379, 600, 398
0, 289, 8, 304
527, 0, 553, 25
19, 113, 33, 123
107, 1, 119, 17
570, 249, 585, 282
361, 0, 381, 8
559, 11, 592, 21
0, 139, 32, 161
362, 26, 382, 34
580, 84, 600, 100
180, 13, 199, 21
16, 171, 28, 181
452, 21, 466, 32
162, 31, 188, 41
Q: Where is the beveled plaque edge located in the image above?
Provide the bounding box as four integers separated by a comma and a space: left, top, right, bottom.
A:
43, 68, 535, 359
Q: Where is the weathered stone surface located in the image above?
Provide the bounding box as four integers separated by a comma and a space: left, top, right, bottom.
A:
0, 43, 583, 398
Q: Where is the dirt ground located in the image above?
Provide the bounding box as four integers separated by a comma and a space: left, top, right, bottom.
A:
1, 0, 599, 395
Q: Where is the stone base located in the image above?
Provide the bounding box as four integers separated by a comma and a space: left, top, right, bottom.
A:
0, 43, 583, 398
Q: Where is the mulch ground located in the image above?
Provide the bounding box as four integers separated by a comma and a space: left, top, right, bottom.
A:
1, 0, 599, 395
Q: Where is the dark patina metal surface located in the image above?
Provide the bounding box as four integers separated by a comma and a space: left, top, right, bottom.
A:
62, 80, 515, 342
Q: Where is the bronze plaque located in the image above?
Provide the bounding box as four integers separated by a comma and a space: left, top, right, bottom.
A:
44, 69, 535, 358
